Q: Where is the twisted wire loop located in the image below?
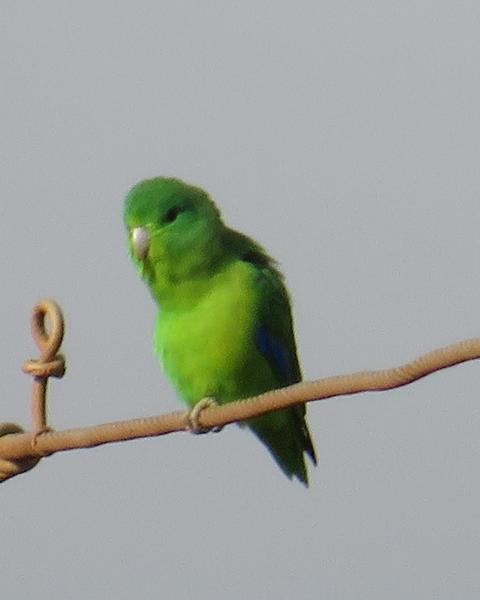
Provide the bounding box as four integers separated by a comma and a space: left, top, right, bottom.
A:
0, 300, 66, 482
21, 299, 66, 434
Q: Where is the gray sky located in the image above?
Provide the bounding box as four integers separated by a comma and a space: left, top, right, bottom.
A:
1, 2, 479, 598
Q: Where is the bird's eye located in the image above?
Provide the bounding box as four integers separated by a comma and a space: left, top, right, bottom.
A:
163, 206, 183, 224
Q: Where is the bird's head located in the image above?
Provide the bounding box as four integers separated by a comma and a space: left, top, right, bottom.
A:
124, 177, 224, 295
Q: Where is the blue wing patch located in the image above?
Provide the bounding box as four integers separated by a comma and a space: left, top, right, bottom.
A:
255, 324, 293, 383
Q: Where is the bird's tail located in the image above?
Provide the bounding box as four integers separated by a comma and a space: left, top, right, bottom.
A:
247, 407, 317, 486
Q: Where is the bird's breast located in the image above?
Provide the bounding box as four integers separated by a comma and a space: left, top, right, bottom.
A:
154, 262, 265, 405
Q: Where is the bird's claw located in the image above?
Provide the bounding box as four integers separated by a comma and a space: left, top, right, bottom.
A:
185, 397, 223, 434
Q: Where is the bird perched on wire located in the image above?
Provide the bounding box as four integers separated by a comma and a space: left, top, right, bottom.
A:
124, 177, 316, 485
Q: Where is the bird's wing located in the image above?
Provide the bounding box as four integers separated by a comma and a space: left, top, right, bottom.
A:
253, 265, 302, 388
226, 227, 302, 387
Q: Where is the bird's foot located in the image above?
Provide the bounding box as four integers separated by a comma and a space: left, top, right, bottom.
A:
185, 397, 223, 434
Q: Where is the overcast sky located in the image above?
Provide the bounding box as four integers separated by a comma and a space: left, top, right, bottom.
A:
1, 2, 479, 598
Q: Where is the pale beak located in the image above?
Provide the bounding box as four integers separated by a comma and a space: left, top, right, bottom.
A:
131, 227, 150, 260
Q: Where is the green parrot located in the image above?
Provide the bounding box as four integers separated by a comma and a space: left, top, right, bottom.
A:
123, 177, 317, 485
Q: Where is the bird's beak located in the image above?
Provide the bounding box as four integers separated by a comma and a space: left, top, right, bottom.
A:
131, 227, 150, 260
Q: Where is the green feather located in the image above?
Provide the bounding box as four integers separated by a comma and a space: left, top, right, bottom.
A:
124, 177, 317, 485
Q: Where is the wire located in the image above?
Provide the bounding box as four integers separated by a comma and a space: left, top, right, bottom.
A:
0, 300, 479, 482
